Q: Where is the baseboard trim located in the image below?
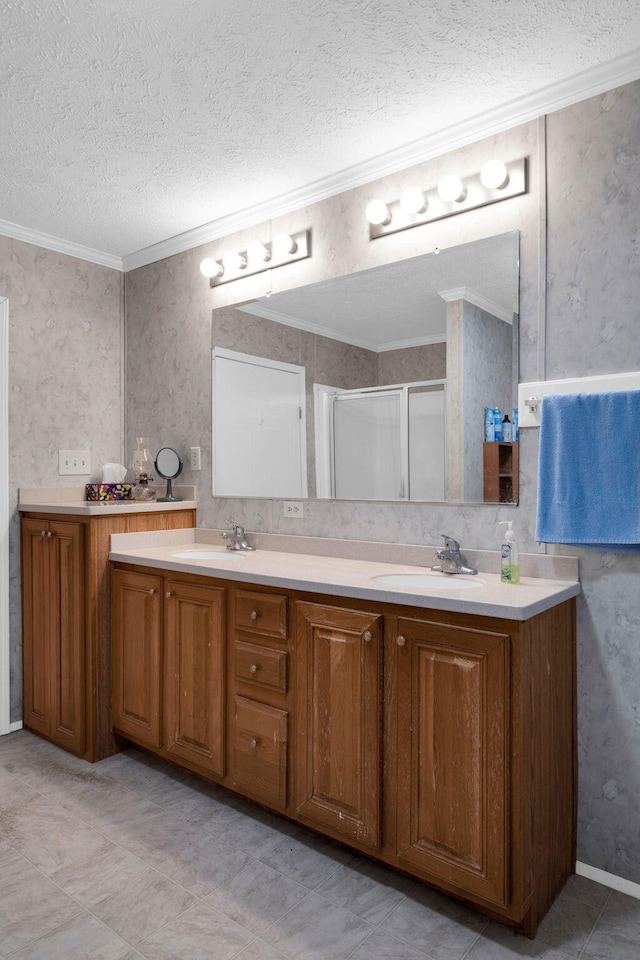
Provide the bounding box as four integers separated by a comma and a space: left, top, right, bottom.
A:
8, 721, 23, 733
576, 860, 640, 900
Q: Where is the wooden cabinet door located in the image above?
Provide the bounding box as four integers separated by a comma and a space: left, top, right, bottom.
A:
49, 520, 85, 754
22, 518, 85, 754
294, 602, 382, 848
394, 616, 510, 906
163, 580, 226, 776
112, 569, 163, 747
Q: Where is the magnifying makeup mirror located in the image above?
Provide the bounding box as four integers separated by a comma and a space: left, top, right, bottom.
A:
155, 447, 183, 502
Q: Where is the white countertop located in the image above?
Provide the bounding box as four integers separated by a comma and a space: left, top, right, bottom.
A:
109, 529, 580, 621
18, 485, 197, 516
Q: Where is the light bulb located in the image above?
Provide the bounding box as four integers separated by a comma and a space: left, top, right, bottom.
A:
400, 188, 427, 215
222, 250, 247, 271
199, 258, 222, 279
438, 175, 466, 203
365, 199, 391, 225
272, 232, 297, 257
481, 160, 509, 190
248, 240, 271, 263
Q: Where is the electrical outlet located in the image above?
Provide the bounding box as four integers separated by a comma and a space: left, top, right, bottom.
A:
283, 501, 304, 517
58, 450, 91, 476
189, 446, 202, 471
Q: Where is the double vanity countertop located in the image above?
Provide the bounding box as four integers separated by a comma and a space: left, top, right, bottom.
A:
18, 485, 197, 516
109, 528, 580, 621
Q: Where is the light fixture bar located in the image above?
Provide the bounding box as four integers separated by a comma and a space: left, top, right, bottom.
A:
368, 158, 526, 240
204, 229, 311, 286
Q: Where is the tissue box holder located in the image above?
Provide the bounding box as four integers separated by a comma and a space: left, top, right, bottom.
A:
85, 483, 134, 501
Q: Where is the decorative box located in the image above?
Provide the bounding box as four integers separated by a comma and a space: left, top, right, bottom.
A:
85, 483, 134, 501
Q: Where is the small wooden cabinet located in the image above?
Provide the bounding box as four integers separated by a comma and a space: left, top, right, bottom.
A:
483, 442, 519, 502
21, 506, 195, 761
110, 563, 575, 937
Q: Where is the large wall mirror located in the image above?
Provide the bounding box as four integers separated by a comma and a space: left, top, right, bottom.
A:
212, 231, 519, 504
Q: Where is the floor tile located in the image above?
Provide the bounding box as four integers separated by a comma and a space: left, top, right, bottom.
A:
235, 942, 289, 960
348, 927, 434, 960
207, 860, 309, 934
4, 794, 110, 874
467, 922, 574, 958
0, 873, 82, 956
260, 891, 374, 960
581, 890, 640, 960
535, 891, 602, 957
96, 750, 190, 802
559, 874, 611, 910
6, 911, 131, 960
315, 856, 410, 923
0, 845, 44, 898
136, 900, 254, 960
160, 782, 249, 832
259, 829, 352, 889
379, 885, 487, 960
95, 803, 209, 867
155, 831, 254, 897
90, 869, 195, 946
49, 841, 150, 907
219, 807, 299, 858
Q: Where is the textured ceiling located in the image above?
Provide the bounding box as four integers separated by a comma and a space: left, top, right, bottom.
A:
2, 0, 640, 259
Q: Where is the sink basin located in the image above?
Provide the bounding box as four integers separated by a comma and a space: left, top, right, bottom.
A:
374, 573, 482, 590
171, 549, 242, 560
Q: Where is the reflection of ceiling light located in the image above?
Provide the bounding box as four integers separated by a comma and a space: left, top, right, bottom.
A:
365, 200, 391, 225
248, 241, 271, 263
199, 258, 223, 278
273, 232, 297, 256
222, 250, 247, 271
400, 188, 427, 215
481, 160, 509, 189
437, 175, 466, 203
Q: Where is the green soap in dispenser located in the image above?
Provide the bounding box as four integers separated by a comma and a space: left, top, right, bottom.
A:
499, 520, 520, 584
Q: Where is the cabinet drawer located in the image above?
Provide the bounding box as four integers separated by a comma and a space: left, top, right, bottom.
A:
233, 696, 288, 809
235, 641, 288, 692
234, 591, 288, 639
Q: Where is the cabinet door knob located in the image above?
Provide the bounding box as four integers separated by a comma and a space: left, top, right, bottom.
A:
250, 610, 259, 620
40, 530, 46, 536
148, 588, 156, 595
165, 591, 172, 598
46, 531, 53, 538
363, 630, 372, 642
250, 738, 258, 748
250, 664, 258, 674
397, 635, 406, 646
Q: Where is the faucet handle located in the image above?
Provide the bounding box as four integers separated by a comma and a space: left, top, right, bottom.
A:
440, 534, 460, 552
226, 517, 244, 535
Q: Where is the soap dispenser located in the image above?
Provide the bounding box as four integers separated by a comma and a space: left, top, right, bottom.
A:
499, 520, 520, 584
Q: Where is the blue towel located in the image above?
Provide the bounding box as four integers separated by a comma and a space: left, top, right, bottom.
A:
535, 390, 640, 551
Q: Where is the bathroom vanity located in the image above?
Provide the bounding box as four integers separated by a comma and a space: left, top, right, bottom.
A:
18, 488, 196, 762
108, 530, 579, 937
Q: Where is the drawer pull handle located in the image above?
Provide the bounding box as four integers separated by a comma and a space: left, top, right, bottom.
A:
250, 610, 259, 620
148, 588, 156, 595
397, 635, 406, 647
250, 664, 259, 674
363, 630, 372, 642
250, 738, 258, 749
165, 591, 172, 598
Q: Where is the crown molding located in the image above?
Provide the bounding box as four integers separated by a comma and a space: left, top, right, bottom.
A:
0, 218, 123, 271
438, 286, 513, 324
3, 49, 640, 274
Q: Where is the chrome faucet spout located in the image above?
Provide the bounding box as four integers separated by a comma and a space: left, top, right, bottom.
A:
431, 533, 477, 575
221, 519, 255, 551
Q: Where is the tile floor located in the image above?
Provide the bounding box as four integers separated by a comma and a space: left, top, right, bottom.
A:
0, 730, 638, 960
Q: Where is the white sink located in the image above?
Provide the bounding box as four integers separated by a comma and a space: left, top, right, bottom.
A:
374, 573, 482, 590
171, 549, 242, 560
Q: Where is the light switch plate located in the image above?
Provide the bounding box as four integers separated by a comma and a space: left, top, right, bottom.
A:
189, 446, 202, 471
58, 450, 91, 475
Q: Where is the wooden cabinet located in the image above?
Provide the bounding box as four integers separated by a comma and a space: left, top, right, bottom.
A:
21, 506, 195, 761
22, 518, 85, 755
112, 570, 226, 777
483, 442, 519, 502
110, 564, 575, 937
294, 602, 382, 848
393, 616, 509, 906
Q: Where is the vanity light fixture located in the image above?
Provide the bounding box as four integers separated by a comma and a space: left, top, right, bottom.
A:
367, 157, 526, 240
199, 228, 311, 287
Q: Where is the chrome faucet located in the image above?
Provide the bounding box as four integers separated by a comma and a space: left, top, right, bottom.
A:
432, 534, 478, 575
221, 519, 255, 551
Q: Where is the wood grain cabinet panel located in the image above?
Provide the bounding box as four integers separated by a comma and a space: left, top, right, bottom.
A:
164, 580, 226, 776
234, 590, 287, 639
294, 601, 382, 848
233, 695, 288, 809
112, 569, 162, 748
234, 640, 287, 692
22, 518, 85, 755
394, 616, 510, 906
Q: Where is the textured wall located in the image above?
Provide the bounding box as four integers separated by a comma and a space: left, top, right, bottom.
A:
1, 237, 124, 721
